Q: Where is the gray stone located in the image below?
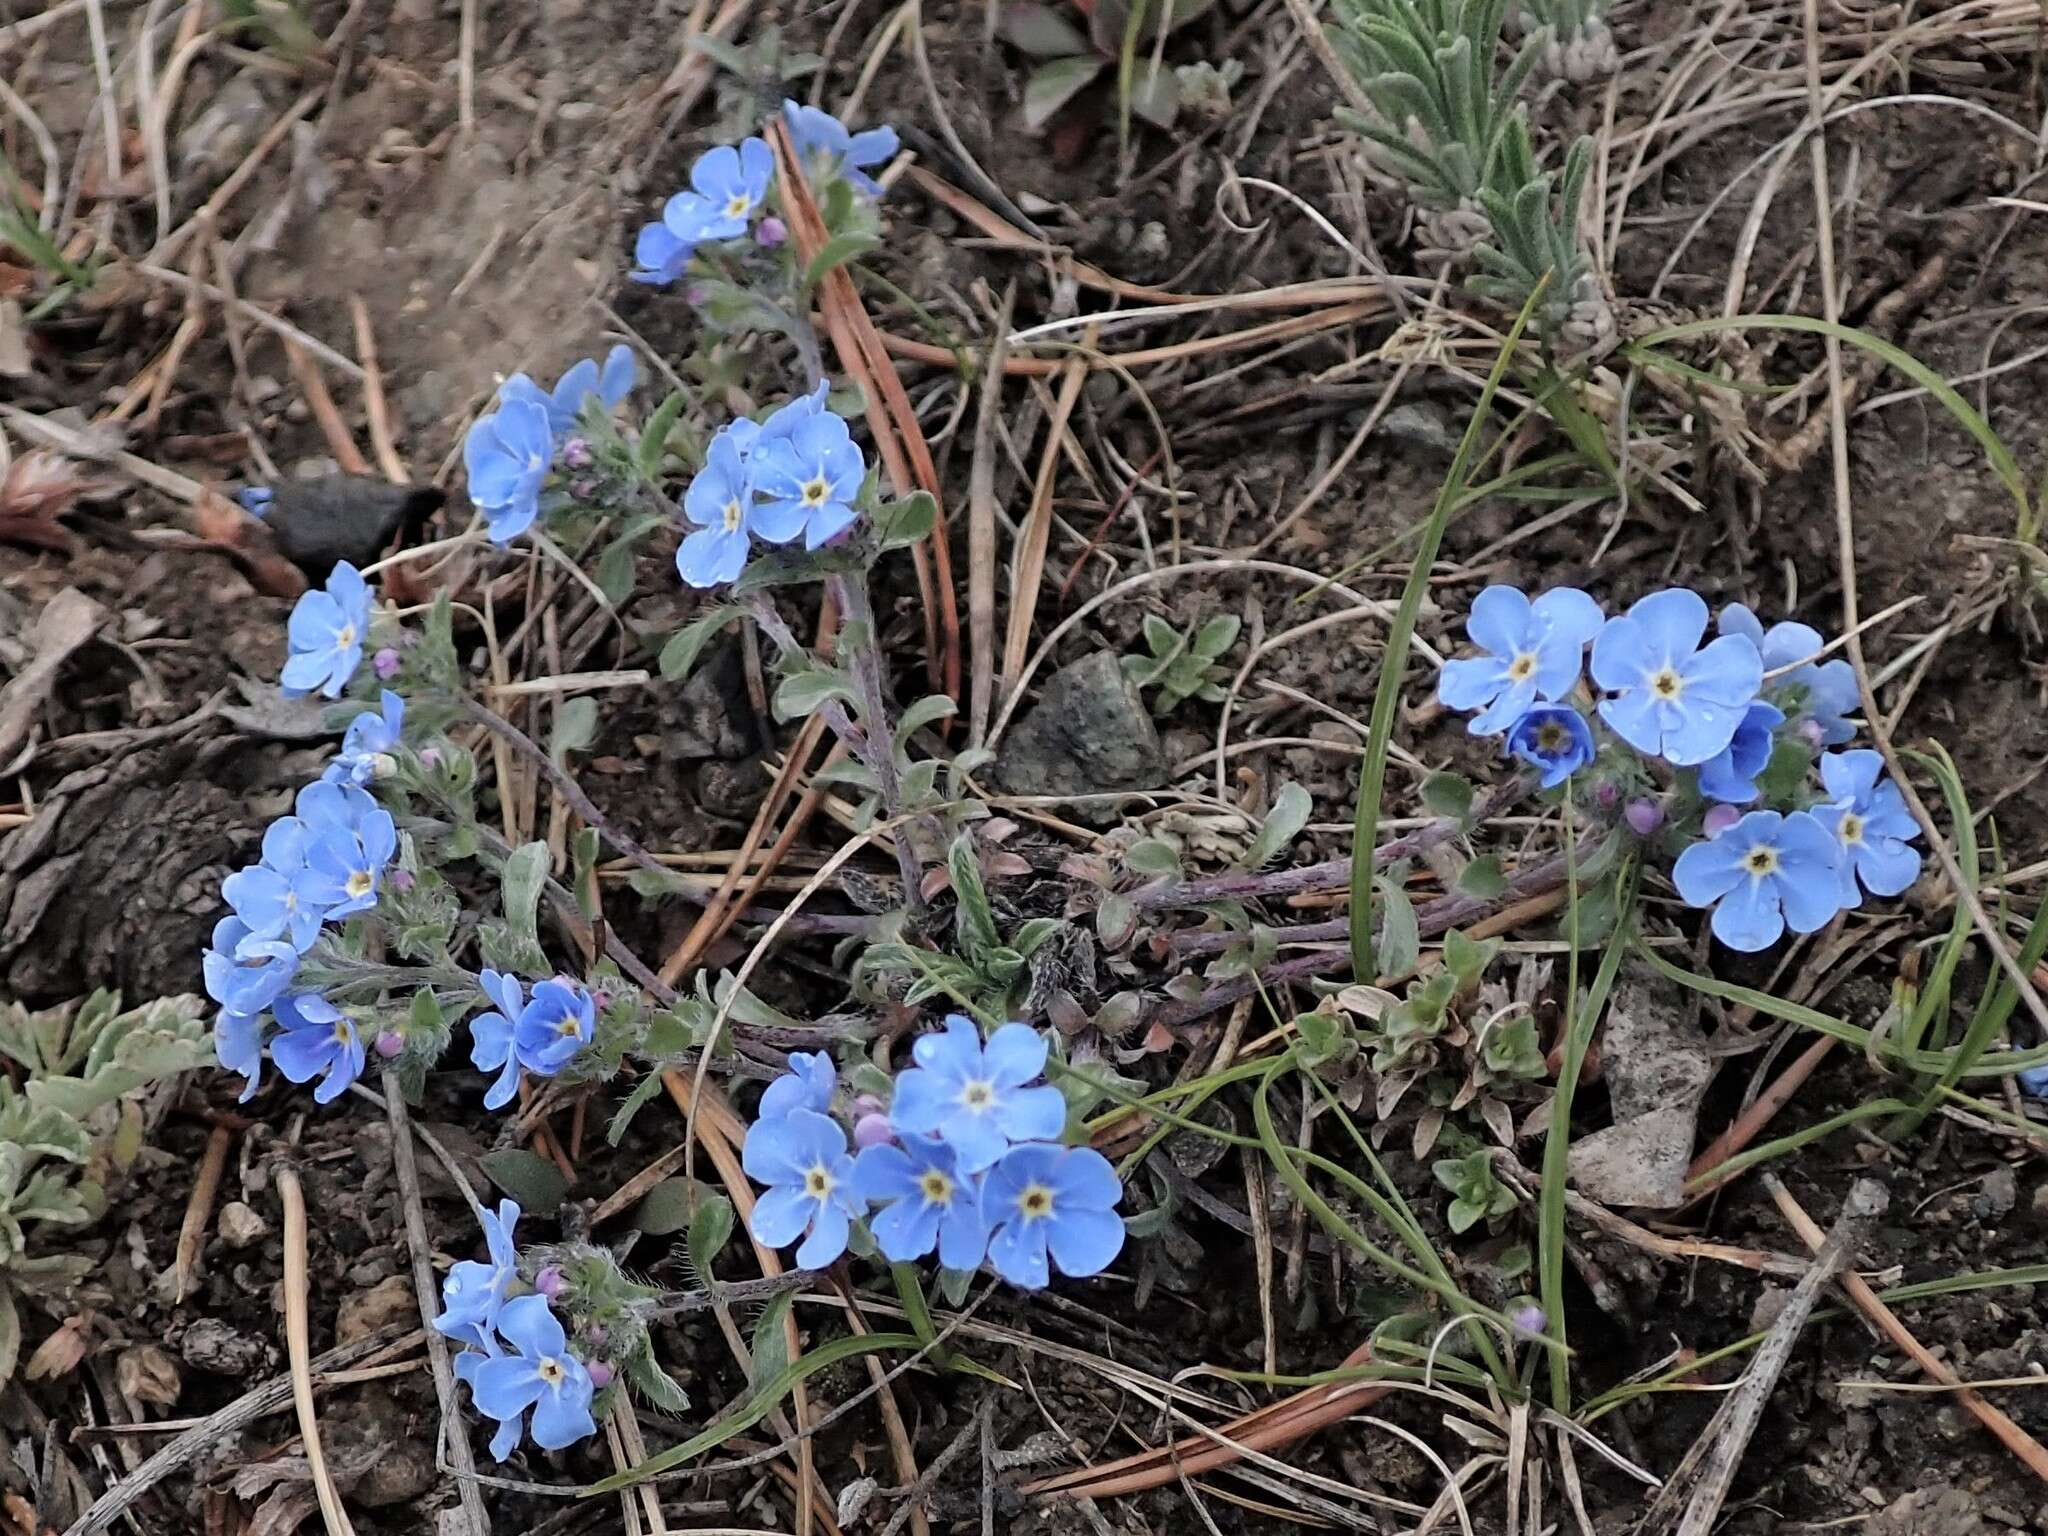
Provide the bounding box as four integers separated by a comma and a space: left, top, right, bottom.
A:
1567, 968, 1712, 1208
995, 651, 1165, 804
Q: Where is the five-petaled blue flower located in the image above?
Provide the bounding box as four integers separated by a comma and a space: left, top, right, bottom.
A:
298, 793, 397, 922
983, 1143, 1125, 1290
281, 561, 372, 699
1504, 705, 1595, 789
1590, 589, 1762, 766
782, 101, 899, 197
889, 1015, 1067, 1174
1696, 700, 1784, 805
1438, 586, 1603, 736
1810, 749, 1922, 906
853, 1134, 990, 1269
323, 690, 405, 787
465, 389, 555, 544
2019, 1063, 2048, 1100
470, 972, 597, 1111
1671, 809, 1843, 952
203, 915, 299, 1017
434, 1199, 522, 1349
268, 991, 364, 1104
677, 138, 774, 243
760, 1050, 835, 1120
1720, 604, 1859, 746
467, 1294, 597, 1461
215, 1007, 267, 1103
222, 816, 324, 952
676, 426, 788, 588
750, 408, 865, 550
742, 1107, 861, 1267
512, 345, 636, 435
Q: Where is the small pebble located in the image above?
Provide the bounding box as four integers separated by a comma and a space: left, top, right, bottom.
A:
218, 1200, 269, 1249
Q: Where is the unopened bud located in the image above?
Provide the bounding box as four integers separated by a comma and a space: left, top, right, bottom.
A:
562, 436, 593, 469
1510, 1304, 1547, 1335
369, 751, 400, 782
535, 1265, 567, 1300
585, 1359, 614, 1389
419, 747, 444, 770
569, 476, 599, 501
853, 1112, 895, 1150
389, 868, 415, 892
755, 215, 788, 248
1623, 798, 1664, 837
374, 1030, 405, 1059
373, 647, 402, 680
1702, 803, 1742, 837
1593, 779, 1620, 807
1797, 718, 1825, 749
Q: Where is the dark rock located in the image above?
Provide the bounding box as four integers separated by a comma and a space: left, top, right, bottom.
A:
994, 651, 1164, 804
245, 474, 445, 576
1973, 1165, 2018, 1220
179, 1316, 272, 1376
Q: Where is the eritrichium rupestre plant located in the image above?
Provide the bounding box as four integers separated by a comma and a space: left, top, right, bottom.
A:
196, 102, 1129, 1466
1435, 583, 1924, 951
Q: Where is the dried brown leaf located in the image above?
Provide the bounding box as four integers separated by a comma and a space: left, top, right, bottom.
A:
23, 1314, 91, 1381
116, 1342, 182, 1408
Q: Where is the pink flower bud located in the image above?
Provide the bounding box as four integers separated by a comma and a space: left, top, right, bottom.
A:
374, 1030, 405, 1059
853, 1112, 895, 1150
562, 436, 593, 469
389, 868, 415, 892
852, 1093, 885, 1118
419, 747, 444, 770
1702, 803, 1742, 837
535, 1265, 567, 1300
1593, 779, 1620, 808
686, 284, 708, 307
1623, 798, 1664, 837
756, 215, 788, 249
585, 1359, 614, 1389
1797, 718, 1825, 749
1511, 1304, 1547, 1335
591, 988, 613, 1010
569, 476, 599, 500
373, 647, 402, 680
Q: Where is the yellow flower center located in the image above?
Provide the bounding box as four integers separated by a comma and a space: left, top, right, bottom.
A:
1506, 652, 1537, 682
1742, 845, 1780, 878
556, 1017, 582, 1038
919, 1170, 954, 1205
800, 477, 829, 506
1018, 1185, 1055, 1220
721, 499, 744, 533
1838, 812, 1864, 846
336, 623, 357, 650
725, 193, 750, 219
538, 1357, 565, 1387
959, 1080, 994, 1111
1649, 667, 1684, 701
803, 1164, 835, 1199
1536, 722, 1568, 752
330, 1021, 352, 1046
345, 870, 373, 899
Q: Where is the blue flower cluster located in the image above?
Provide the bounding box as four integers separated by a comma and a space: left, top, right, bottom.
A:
464, 346, 637, 544
677, 385, 865, 587
433, 1201, 600, 1460
742, 1016, 1125, 1288
1437, 585, 1923, 953
207, 776, 398, 1103
632, 103, 898, 287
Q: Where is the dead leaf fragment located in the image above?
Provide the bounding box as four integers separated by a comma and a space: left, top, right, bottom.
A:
116, 1342, 183, 1409
23, 1313, 92, 1381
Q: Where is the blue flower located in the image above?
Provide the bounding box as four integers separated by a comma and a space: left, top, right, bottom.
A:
294, 778, 382, 839
759, 1050, 835, 1120
1590, 589, 1762, 766
236, 486, 276, 516
853, 1135, 989, 1269
529, 345, 636, 435
782, 100, 899, 197
2019, 1063, 2048, 1099
983, 1143, 1124, 1290
281, 561, 372, 699
221, 816, 325, 951
686, 138, 774, 242
434, 1199, 523, 1349
1671, 809, 1844, 952
631, 216, 695, 285
323, 690, 405, 787
467, 1294, 597, 1461
1504, 705, 1595, 789
750, 409, 865, 550
299, 798, 397, 921
1438, 586, 1604, 735
1696, 701, 1785, 805
1810, 749, 1922, 906
268, 991, 364, 1105
469, 972, 597, 1111
742, 1107, 861, 1267
215, 1008, 266, 1102
1720, 604, 1859, 746
464, 390, 554, 544
889, 1016, 1067, 1174
676, 427, 785, 588
203, 915, 299, 1016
